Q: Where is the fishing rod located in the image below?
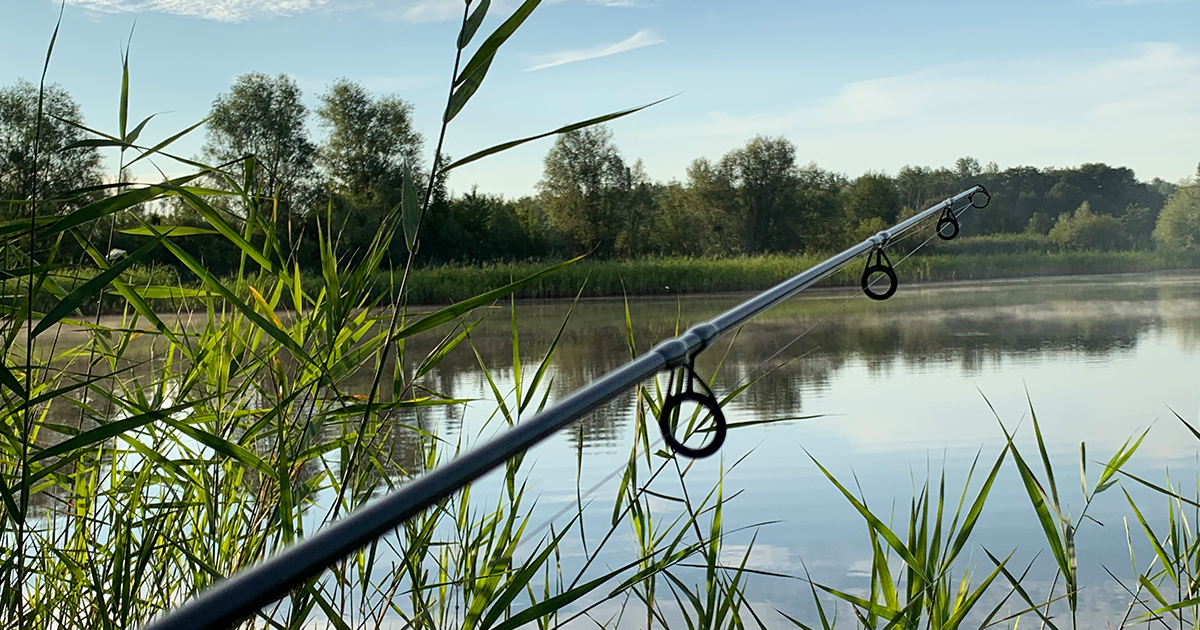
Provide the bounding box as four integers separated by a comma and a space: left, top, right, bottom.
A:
141, 184, 990, 630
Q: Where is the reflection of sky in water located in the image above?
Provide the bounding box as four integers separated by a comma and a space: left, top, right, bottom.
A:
410, 273, 1200, 627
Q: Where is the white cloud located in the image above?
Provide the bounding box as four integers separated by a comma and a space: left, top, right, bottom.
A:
677, 43, 1200, 181
61, 0, 332, 21
395, 0, 464, 22
526, 28, 664, 71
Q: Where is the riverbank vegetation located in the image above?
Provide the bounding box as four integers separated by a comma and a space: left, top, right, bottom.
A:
4, 2, 1200, 629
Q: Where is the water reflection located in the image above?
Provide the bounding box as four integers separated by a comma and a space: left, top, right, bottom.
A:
400, 272, 1200, 627
412, 273, 1200, 451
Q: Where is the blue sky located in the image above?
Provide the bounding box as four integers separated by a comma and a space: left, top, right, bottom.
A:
3, 0, 1199, 197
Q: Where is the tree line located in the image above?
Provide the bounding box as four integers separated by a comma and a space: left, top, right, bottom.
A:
4, 74, 1200, 279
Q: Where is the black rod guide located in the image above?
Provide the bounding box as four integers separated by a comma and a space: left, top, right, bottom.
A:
141, 185, 989, 630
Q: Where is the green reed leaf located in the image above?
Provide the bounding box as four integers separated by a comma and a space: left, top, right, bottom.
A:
945, 444, 1008, 568
156, 234, 312, 365
402, 163, 420, 253
396, 256, 582, 339
119, 46, 129, 140
44, 174, 203, 236
31, 233, 162, 337
445, 55, 493, 123
455, 0, 540, 87
120, 225, 216, 237
813, 583, 902, 622
125, 117, 210, 169
808, 453, 929, 582
1147, 595, 1200, 615
1027, 393, 1061, 509
172, 186, 280, 274
480, 523, 575, 630
0, 362, 27, 399
519, 282, 584, 413
441, 96, 672, 173
165, 418, 273, 476
458, 0, 490, 49
0, 480, 20, 527
31, 400, 199, 463
1000, 424, 1072, 599
1124, 488, 1178, 587
1096, 428, 1148, 494
943, 551, 1010, 630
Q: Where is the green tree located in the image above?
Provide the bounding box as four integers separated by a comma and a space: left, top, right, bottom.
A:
316, 80, 423, 207
203, 73, 315, 205
1047, 201, 1128, 251
793, 163, 847, 250
718, 135, 800, 253
842, 172, 900, 228
675, 158, 743, 255
1153, 185, 1200, 250
313, 80, 425, 261
537, 125, 631, 257
202, 73, 316, 253
0, 79, 102, 219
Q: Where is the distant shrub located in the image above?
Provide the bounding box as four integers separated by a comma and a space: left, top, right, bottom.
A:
1048, 201, 1128, 251
927, 233, 1055, 256
1154, 185, 1200, 250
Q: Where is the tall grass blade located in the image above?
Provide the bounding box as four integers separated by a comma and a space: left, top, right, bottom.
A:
441, 97, 673, 172
458, 0, 491, 49
454, 0, 541, 87
30, 234, 162, 337
396, 256, 582, 339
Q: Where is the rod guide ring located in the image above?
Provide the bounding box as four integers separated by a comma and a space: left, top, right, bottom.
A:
658, 360, 727, 459
861, 248, 897, 301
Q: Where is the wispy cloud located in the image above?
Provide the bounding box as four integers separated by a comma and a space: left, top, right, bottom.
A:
526, 29, 664, 71
668, 43, 1200, 181
61, 0, 332, 21
392, 0, 463, 23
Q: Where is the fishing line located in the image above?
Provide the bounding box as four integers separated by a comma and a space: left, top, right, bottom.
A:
726, 202, 972, 394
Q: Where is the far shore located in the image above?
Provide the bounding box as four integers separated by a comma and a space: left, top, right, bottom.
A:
401, 250, 1200, 305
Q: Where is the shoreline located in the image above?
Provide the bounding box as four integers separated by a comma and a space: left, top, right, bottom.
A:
401, 250, 1200, 305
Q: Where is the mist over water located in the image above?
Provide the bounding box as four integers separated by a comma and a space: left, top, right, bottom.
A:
409, 271, 1200, 625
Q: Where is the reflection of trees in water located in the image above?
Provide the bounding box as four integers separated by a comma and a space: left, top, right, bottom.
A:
395, 278, 1200, 450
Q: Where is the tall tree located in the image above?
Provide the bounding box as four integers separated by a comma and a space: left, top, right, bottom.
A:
311, 80, 425, 261
202, 72, 316, 250
842, 173, 900, 227
537, 125, 631, 257
0, 79, 102, 219
316, 80, 423, 207
718, 136, 800, 253
204, 73, 315, 201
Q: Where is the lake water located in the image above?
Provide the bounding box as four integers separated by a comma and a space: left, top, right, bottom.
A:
407, 271, 1200, 627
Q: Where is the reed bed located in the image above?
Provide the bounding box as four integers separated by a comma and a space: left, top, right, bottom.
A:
4, 3, 1200, 629
399, 250, 1200, 304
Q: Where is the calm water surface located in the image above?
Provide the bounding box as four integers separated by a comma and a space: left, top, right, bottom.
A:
411, 271, 1200, 626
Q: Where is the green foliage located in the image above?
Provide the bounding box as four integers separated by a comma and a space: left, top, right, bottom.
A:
316, 79, 423, 206
0, 79, 102, 219
0, 6, 770, 628
202, 72, 316, 210
536, 125, 633, 257
1047, 201, 1129, 251
1153, 184, 1200, 250
932, 233, 1054, 256
842, 172, 900, 227
718, 135, 804, 253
